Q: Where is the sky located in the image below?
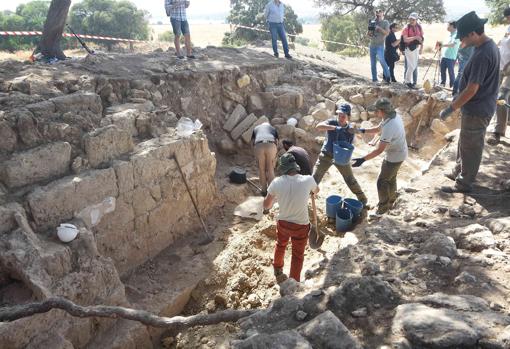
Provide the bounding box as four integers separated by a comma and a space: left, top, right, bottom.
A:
1, 0, 490, 23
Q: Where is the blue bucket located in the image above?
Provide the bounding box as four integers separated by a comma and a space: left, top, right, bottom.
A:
326, 195, 343, 219
344, 198, 364, 220
336, 207, 353, 232
333, 141, 354, 165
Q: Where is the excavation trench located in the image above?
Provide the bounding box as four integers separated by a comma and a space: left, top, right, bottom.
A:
0, 48, 463, 348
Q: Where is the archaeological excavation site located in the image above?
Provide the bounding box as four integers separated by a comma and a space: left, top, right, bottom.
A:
0, 46, 510, 349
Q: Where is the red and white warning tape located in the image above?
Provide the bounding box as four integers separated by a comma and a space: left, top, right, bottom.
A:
0, 30, 145, 43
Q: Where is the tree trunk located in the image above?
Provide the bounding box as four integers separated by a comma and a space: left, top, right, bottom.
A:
39, 0, 71, 59
0, 297, 257, 333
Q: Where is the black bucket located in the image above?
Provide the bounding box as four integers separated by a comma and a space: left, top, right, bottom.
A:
229, 167, 247, 184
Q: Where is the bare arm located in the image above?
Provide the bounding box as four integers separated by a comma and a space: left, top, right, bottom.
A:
391, 39, 401, 47
315, 120, 336, 132
362, 141, 387, 161
452, 83, 479, 110
363, 124, 382, 134
263, 193, 274, 210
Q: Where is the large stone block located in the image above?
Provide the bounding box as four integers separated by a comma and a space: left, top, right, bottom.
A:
0, 202, 23, 234
231, 113, 257, 140
1, 142, 71, 188
311, 108, 330, 122
52, 92, 102, 114
223, 104, 247, 132
27, 168, 118, 230
101, 109, 138, 136
247, 94, 264, 114
84, 125, 134, 168
0, 120, 17, 152
410, 100, 429, 118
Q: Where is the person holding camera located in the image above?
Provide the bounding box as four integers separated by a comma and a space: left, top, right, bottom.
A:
385, 23, 401, 82
439, 21, 461, 88
164, 0, 194, 59
368, 9, 391, 84
402, 13, 424, 89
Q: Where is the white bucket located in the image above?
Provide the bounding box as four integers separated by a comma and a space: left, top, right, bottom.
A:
57, 223, 79, 243
287, 117, 298, 127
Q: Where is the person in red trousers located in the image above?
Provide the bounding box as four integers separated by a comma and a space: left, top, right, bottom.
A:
263, 153, 319, 282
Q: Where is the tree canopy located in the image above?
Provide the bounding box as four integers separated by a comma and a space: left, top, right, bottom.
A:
314, 0, 446, 24
486, 0, 509, 25
68, 0, 150, 41
224, 0, 303, 45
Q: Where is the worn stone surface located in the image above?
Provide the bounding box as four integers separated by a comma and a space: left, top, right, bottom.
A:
451, 224, 496, 252
0, 120, 17, 152
0, 202, 24, 234
83, 125, 134, 167
231, 113, 257, 140
27, 168, 118, 230
101, 109, 138, 136
232, 330, 311, 349
297, 311, 363, 349
224, 104, 247, 132
1, 142, 71, 188
421, 232, 457, 258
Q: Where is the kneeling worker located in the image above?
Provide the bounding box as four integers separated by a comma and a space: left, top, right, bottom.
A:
351, 98, 408, 215
312, 103, 368, 205
263, 153, 319, 282
282, 139, 312, 175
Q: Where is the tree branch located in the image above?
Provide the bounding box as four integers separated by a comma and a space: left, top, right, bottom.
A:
0, 297, 257, 331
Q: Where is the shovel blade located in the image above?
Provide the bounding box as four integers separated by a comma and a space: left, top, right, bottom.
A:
308, 225, 325, 250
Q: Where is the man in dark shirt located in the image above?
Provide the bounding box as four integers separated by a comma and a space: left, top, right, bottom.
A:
312, 103, 368, 205
252, 122, 279, 196
439, 11, 500, 193
282, 139, 312, 175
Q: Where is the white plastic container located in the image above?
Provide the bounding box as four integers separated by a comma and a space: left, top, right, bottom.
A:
287, 117, 298, 127
57, 223, 79, 243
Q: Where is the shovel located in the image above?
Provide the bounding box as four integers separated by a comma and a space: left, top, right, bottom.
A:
410, 79, 434, 149
308, 193, 325, 250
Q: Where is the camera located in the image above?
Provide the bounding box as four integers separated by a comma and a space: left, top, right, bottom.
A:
368, 20, 377, 32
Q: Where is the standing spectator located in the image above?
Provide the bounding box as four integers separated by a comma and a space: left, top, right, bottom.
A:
402, 13, 424, 89
282, 140, 312, 175
263, 153, 319, 282
452, 43, 475, 95
252, 122, 279, 197
264, 0, 292, 59
368, 9, 391, 84
351, 98, 408, 215
439, 21, 461, 88
439, 11, 499, 193
164, 0, 195, 59
312, 103, 368, 205
385, 23, 401, 82
487, 7, 510, 145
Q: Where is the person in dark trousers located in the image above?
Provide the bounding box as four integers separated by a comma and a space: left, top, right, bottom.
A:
439, 21, 461, 88
264, 0, 292, 59
282, 139, 312, 175
351, 98, 408, 215
263, 153, 319, 282
252, 122, 279, 196
312, 103, 368, 205
385, 23, 401, 82
164, 0, 195, 59
439, 11, 500, 193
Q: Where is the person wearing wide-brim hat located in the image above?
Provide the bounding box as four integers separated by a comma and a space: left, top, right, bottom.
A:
263, 153, 319, 283
350, 98, 408, 215
439, 11, 500, 193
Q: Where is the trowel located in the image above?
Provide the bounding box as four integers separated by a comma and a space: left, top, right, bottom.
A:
308, 194, 325, 250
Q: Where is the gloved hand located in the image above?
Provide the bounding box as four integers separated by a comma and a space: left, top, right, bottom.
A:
263, 208, 270, 215
352, 158, 366, 168
439, 105, 454, 120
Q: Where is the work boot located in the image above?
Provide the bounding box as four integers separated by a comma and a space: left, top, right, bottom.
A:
274, 268, 288, 283
444, 170, 458, 181
274, 53, 279, 58
285, 54, 293, 60
440, 184, 472, 193
487, 133, 501, 146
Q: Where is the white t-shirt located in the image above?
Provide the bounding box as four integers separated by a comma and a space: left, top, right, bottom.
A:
380, 114, 408, 163
267, 174, 317, 225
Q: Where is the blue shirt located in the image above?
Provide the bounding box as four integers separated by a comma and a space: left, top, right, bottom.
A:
321, 120, 354, 155
265, 1, 285, 23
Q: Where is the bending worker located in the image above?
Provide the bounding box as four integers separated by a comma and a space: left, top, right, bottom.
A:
351, 98, 408, 215
251, 122, 279, 197
263, 153, 319, 283
312, 103, 368, 205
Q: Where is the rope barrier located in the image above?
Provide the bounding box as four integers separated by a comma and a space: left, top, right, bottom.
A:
0, 31, 146, 43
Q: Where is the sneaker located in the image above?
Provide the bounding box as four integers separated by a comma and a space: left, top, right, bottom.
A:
187, 55, 196, 59
274, 268, 288, 283
487, 133, 501, 146
383, 76, 391, 84
406, 83, 415, 89
176, 55, 185, 59
285, 54, 293, 60
391, 79, 397, 83
440, 185, 472, 193
375, 207, 389, 215
274, 53, 279, 58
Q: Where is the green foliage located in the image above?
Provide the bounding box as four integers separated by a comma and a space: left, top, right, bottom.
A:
314, 0, 445, 24
158, 30, 174, 42
486, 0, 509, 25
223, 0, 303, 45
0, 1, 50, 51
69, 0, 150, 49
320, 13, 368, 56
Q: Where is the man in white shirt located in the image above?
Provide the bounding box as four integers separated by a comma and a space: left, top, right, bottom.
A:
351, 98, 408, 215
263, 153, 319, 282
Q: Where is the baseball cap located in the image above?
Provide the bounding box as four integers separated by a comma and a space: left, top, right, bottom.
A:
336, 103, 351, 116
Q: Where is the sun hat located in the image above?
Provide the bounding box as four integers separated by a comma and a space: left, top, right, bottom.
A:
456, 11, 488, 39
278, 153, 300, 175
408, 12, 419, 20
368, 97, 396, 117
336, 103, 351, 116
